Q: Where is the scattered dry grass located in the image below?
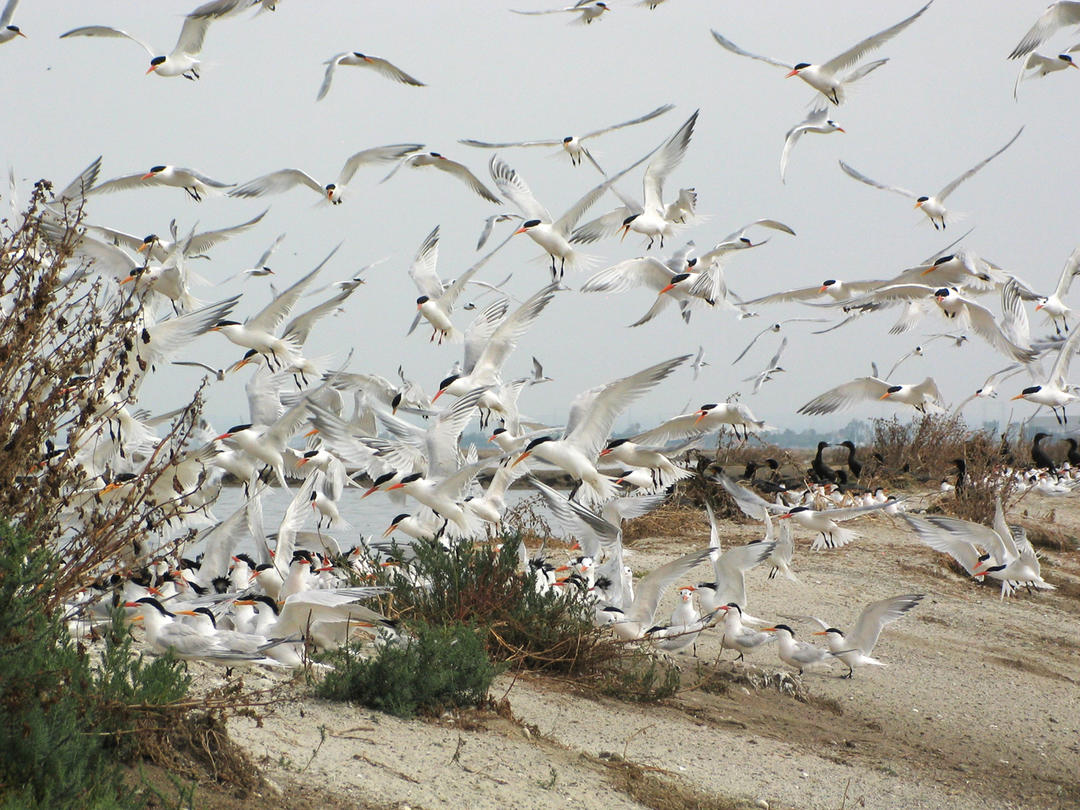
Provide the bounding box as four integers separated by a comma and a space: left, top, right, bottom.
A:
623, 503, 705, 542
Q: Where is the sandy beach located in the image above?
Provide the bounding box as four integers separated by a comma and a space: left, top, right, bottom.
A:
188, 486, 1080, 810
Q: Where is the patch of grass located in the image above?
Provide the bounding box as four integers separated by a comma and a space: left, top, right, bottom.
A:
317, 622, 499, 718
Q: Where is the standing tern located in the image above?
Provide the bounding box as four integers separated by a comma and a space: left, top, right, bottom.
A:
780, 105, 844, 183
1009, 2, 1080, 59
90, 165, 235, 202
317, 51, 425, 101
59, 1, 237, 80
804, 594, 923, 678
0, 0, 24, 44
762, 624, 833, 675
838, 127, 1024, 230
460, 103, 674, 170
229, 144, 423, 204
710, 2, 931, 105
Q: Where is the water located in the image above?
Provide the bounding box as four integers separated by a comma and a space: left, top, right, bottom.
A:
213, 483, 540, 559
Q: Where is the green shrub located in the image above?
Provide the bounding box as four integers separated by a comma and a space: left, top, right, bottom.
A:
317, 622, 498, 718
376, 537, 606, 673
0, 520, 190, 808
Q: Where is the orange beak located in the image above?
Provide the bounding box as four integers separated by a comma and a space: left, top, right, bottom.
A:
119, 275, 135, 285
777, 513, 792, 520
879, 391, 892, 400
145, 65, 158, 75
1010, 393, 1026, 400
213, 432, 233, 441
620, 224, 631, 242
835, 127, 845, 133
361, 486, 379, 498
511, 451, 531, 468
305, 428, 319, 437
382, 524, 398, 537
1035, 303, 1045, 311
513, 226, 528, 235
693, 410, 708, 424
296, 458, 309, 467
658, 282, 676, 295
784, 68, 799, 78
431, 389, 444, 402
914, 200, 924, 209
386, 482, 405, 491
137, 243, 150, 254
812, 630, 829, 636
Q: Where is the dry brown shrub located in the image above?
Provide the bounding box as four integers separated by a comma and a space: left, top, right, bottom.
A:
622, 503, 705, 542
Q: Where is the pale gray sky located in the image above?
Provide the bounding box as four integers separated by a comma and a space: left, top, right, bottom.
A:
2, 1, 1078, 435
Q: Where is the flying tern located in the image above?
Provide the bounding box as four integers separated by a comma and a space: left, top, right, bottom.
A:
511, 2, 610, 25
780, 105, 844, 183
382, 152, 501, 204
710, 1, 931, 105
0, 0, 24, 44
317, 51, 425, 100
490, 142, 658, 278
1011, 319, 1080, 423
59, 0, 238, 80
229, 144, 423, 204
1009, 2, 1080, 59
778, 500, 894, 550
797, 375, 945, 416
90, 165, 234, 202
839, 127, 1024, 230
460, 103, 674, 170
512, 354, 689, 504
1014, 50, 1079, 98
571, 110, 699, 250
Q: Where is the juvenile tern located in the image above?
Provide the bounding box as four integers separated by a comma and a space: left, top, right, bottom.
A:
838, 127, 1024, 230
229, 144, 423, 204
460, 103, 674, 170
710, 2, 931, 105
317, 51, 425, 100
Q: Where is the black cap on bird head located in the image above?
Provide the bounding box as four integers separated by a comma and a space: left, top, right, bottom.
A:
934, 254, 954, 266
438, 373, 459, 391
916, 195, 930, 203
214, 319, 240, 328
669, 272, 690, 284
886, 385, 903, 394
390, 513, 409, 525
605, 438, 629, 449
225, 423, 252, 434
1021, 385, 1041, 395
562, 136, 573, 144
148, 163, 166, 172
416, 295, 429, 305
372, 471, 398, 487
523, 436, 554, 451
621, 213, 641, 226
522, 218, 541, 228
399, 472, 423, 484
792, 62, 811, 70
491, 427, 506, 436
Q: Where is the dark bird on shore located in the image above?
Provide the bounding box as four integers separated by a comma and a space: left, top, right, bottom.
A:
810, 441, 837, 483
839, 440, 863, 478
1031, 432, 1056, 474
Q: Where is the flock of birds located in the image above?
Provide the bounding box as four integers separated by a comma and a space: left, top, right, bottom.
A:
3, 0, 1079, 680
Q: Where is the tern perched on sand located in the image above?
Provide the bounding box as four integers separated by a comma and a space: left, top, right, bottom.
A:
803, 594, 924, 677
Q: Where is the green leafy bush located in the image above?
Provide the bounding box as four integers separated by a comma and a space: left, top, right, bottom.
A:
317, 622, 498, 718
376, 537, 606, 673
0, 520, 190, 808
